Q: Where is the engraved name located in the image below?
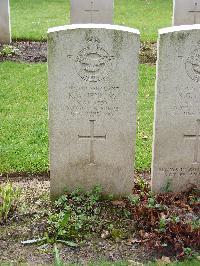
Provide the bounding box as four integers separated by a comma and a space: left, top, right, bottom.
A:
172, 86, 200, 115
66, 85, 120, 117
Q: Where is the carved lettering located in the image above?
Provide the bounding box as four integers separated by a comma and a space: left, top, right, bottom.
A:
66, 85, 120, 118
172, 86, 200, 116
159, 167, 200, 178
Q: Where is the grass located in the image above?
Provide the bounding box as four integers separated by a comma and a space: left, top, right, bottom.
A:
10, 0, 70, 41
136, 64, 155, 170
0, 182, 21, 223
92, 259, 200, 266
76, 259, 200, 266
10, 0, 172, 41
0, 62, 155, 174
0, 62, 48, 173
115, 0, 172, 41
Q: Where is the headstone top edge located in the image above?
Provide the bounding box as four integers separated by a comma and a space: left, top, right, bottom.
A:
159, 24, 200, 35
47, 24, 140, 35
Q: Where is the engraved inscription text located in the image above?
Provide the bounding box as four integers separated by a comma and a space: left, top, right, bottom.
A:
66, 85, 120, 118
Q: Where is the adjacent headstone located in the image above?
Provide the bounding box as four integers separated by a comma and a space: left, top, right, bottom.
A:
0, 0, 11, 43
173, 0, 200, 26
70, 0, 114, 24
48, 24, 140, 198
152, 25, 200, 192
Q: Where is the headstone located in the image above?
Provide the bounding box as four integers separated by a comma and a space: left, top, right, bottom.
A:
48, 24, 140, 198
173, 0, 200, 26
152, 25, 200, 192
70, 0, 114, 24
0, 0, 11, 43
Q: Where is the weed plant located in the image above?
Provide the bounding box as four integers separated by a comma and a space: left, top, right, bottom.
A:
46, 186, 134, 245
0, 182, 21, 223
47, 186, 104, 243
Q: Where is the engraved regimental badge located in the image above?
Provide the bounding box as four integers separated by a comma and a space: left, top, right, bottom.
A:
185, 41, 200, 83
75, 36, 115, 82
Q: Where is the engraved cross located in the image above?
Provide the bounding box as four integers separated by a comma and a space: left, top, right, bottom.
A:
78, 120, 106, 164
189, 2, 200, 24
84, 1, 99, 23
184, 119, 200, 165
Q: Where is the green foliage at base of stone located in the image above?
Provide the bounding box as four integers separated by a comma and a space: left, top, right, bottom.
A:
0, 182, 21, 223
46, 186, 134, 244
47, 186, 102, 242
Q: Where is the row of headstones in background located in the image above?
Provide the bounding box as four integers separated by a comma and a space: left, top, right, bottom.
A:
48, 24, 200, 199
70, 0, 114, 24
70, 0, 200, 26
0, 0, 11, 43
0, 0, 199, 44
173, 0, 200, 25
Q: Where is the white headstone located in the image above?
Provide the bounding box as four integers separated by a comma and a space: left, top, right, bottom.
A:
70, 0, 114, 24
48, 24, 140, 198
0, 0, 11, 43
173, 0, 200, 26
152, 25, 200, 193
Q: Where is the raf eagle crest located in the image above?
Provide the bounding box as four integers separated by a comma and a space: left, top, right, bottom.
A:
185, 41, 200, 83
75, 36, 115, 82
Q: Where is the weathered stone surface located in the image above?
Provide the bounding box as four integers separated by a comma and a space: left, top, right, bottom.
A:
173, 0, 200, 26
48, 24, 140, 198
152, 25, 200, 192
0, 0, 11, 43
70, 0, 113, 24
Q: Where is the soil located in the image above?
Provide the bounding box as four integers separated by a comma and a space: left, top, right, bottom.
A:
0, 173, 154, 265
140, 42, 157, 65
0, 41, 47, 63
0, 172, 199, 265
0, 41, 157, 65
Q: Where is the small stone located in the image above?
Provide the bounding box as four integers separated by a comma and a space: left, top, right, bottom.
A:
101, 230, 110, 239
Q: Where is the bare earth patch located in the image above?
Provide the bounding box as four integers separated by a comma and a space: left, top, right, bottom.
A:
0, 172, 199, 265
0, 41, 157, 64
0, 174, 153, 265
0, 42, 47, 63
